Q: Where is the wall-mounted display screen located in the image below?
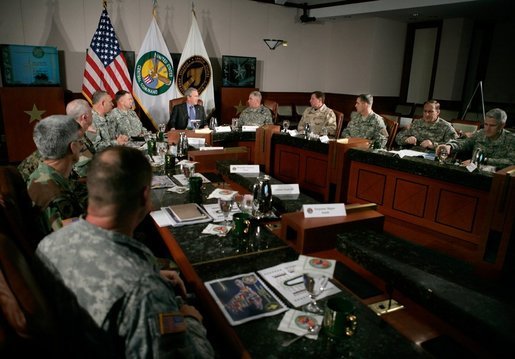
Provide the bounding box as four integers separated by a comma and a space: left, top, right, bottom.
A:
0, 44, 61, 86
222, 55, 256, 88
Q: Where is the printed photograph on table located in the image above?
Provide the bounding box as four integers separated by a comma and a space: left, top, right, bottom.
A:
205, 272, 288, 326
222, 55, 256, 87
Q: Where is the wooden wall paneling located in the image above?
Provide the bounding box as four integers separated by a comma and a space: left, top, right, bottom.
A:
220, 87, 257, 125
0, 87, 65, 162
274, 144, 300, 182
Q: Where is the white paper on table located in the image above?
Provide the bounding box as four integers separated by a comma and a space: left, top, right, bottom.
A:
287, 130, 297, 136
294, 255, 337, 278
201, 223, 232, 235
207, 188, 238, 199
203, 203, 241, 222
195, 128, 212, 134
242, 125, 258, 132
278, 309, 323, 339
258, 260, 340, 308
173, 173, 210, 186
151, 175, 176, 189
215, 126, 231, 133
319, 135, 329, 143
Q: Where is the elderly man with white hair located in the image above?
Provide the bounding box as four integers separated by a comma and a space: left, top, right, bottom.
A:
28, 115, 86, 234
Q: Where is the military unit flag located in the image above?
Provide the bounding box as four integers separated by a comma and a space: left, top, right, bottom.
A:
170, 11, 215, 116
132, 16, 174, 128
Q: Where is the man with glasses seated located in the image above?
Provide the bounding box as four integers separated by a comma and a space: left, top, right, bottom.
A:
396, 99, 458, 150
28, 115, 86, 234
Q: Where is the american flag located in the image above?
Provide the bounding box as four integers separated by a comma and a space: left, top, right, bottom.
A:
82, 8, 131, 102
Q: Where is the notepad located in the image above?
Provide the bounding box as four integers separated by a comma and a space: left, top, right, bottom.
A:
168, 203, 208, 222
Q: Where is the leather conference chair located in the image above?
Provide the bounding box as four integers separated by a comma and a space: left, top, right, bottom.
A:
0, 166, 44, 255
452, 119, 481, 138
263, 99, 279, 124
333, 110, 345, 139
168, 96, 203, 116
381, 115, 400, 150
0, 234, 60, 357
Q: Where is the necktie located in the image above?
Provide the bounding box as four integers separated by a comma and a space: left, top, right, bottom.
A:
188, 106, 196, 128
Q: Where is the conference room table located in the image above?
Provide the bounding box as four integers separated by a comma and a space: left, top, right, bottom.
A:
149, 163, 431, 358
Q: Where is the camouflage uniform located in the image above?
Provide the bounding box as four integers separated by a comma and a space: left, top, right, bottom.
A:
27, 162, 85, 234
18, 149, 91, 182
341, 111, 388, 149
238, 105, 273, 128
396, 117, 457, 147
36, 219, 215, 358
447, 129, 515, 169
108, 108, 144, 137
297, 104, 337, 136
92, 110, 117, 151
18, 150, 43, 182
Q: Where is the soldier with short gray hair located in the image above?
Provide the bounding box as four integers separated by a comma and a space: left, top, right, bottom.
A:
28, 115, 85, 234
437, 108, 515, 169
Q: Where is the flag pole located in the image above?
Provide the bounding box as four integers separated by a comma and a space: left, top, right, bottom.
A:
102, 0, 107, 10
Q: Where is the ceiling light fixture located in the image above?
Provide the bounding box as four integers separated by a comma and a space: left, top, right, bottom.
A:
263, 39, 287, 50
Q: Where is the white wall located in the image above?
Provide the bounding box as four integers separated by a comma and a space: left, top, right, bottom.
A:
0, 0, 408, 96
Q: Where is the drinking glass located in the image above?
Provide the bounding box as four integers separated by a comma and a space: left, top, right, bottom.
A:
282, 119, 290, 133
181, 163, 195, 179
218, 195, 234, 226
234, 193, 253, 214
438, 147, 449, 164
231, 118, 239, 131
303, 273, 329, 313
157, 142, 167, 160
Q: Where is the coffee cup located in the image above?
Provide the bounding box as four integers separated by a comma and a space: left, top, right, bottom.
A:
232, 212, 252, 237
323, 297, 357, 338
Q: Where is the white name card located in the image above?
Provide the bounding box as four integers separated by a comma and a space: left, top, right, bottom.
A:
199, 146, 224, 151
242, 125, 258, 132
319, 135, 329, 143
302, 203, 347, 218
271, 184, 300, 195
215, 126, 231, 133
230, 165, 260, 173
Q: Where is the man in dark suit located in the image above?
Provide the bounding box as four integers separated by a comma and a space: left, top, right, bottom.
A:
166, 87, 207, 130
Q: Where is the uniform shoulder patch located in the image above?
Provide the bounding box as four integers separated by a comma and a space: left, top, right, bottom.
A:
158, 312, 187, 334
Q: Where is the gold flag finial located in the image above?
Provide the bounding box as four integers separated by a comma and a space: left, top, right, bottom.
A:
153, 0, 157, 17
192, 2, 196, 17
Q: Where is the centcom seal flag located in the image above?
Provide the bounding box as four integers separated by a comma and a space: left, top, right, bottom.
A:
135, 51, 173, 96
176, 55, 211, 96
133, 17, 174, 128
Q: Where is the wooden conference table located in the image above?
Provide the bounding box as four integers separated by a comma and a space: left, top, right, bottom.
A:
150, 164, 431, 358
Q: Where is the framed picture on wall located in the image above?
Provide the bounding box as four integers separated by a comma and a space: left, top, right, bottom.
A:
222, 55, 256, 88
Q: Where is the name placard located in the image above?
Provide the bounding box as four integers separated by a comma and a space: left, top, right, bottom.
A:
230, 165, 260, 173
319, 135, 329, 143
242, 125, 258, 132
271, 184, 300, 194
199, 146, 224, 151
302, 203, 347, 218
215, 126, 231, 133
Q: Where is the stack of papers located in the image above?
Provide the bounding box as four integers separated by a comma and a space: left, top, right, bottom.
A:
151, 175, 176, 189
258, 258, 340, 308
150, 203, 212, 227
